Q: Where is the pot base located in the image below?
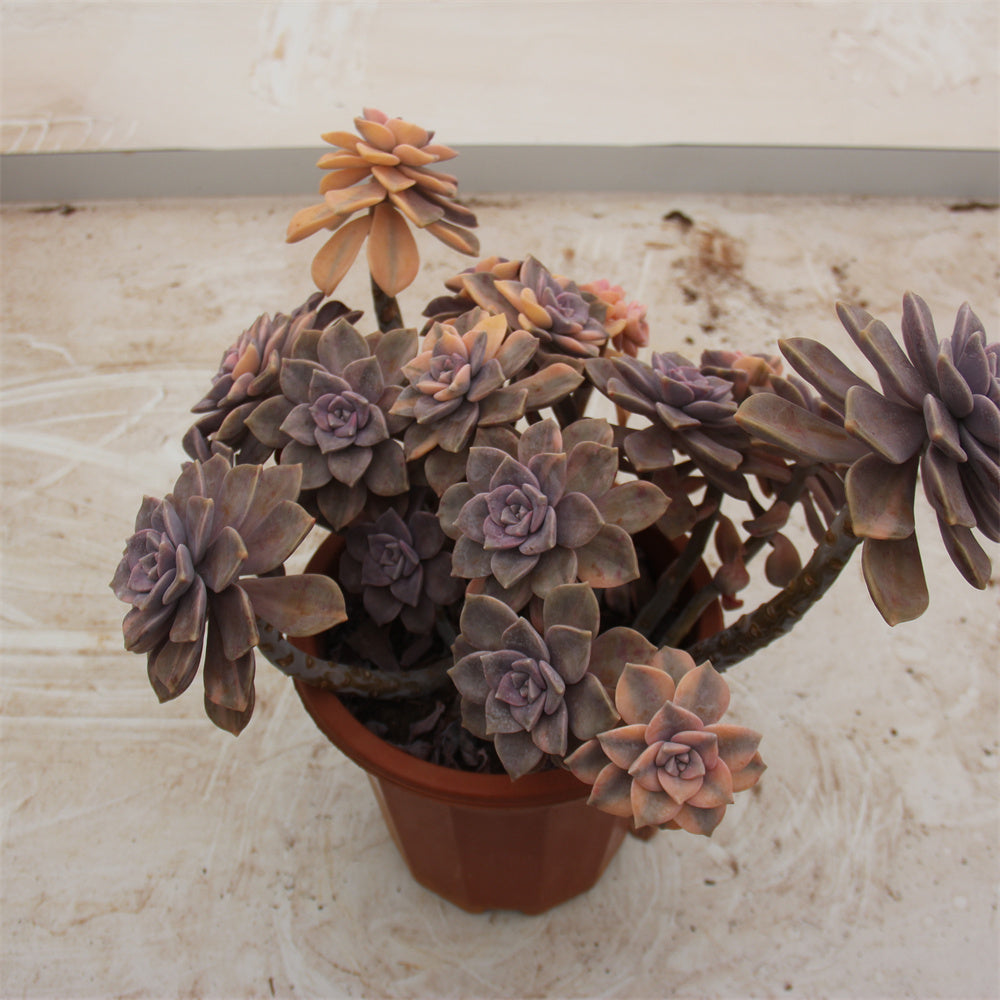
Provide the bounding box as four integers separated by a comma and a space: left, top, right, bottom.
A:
366, 772, 628, 914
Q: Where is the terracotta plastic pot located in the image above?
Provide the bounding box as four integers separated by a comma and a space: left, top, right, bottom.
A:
292, 533, 722, 914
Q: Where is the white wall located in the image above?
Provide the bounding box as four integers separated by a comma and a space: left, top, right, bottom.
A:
2, 0, 998, 155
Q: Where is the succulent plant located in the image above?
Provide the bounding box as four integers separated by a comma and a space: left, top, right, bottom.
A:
183, 294, 366, 464
699, 348, 784, 403
286, 107, 479, 296
110, 452, 346, 734
447, 256, 609, 361
736, 292, 1000, 624
586, 350, 758, 498
114, 105, 998, 861
245, 318, 416, 530
579, 278, 650, 358
449, 584, 619, 778
339, 505, 463, 633
390, 308, 586, 493
439, 417, 669, 610
566, 651, 764, 834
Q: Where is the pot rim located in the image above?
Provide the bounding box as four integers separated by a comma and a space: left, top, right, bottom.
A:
294, 674, 591, 807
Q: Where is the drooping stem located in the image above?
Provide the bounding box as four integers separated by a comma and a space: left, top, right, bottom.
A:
632, 493, 721, 636
256, 619, 452, 698
658, 464, 815, 647
683, 507, 860, 672
370, 275, 404, 333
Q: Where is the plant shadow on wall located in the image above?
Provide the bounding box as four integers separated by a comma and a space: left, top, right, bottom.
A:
111, 107, 999, 913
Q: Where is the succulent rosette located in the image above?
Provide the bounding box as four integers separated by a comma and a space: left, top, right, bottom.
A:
439, 418, 669, 610
286, 107, 479, 296
451, 256, 609, 361
110, 452, 346, 735
245, 318, 416, 530
338, 506, 463, 633
390, 309, 585, 492
183, 293, 324, 464
566, 650, 765, 835
586, 350, 758, 498
449, 584, 619, 778
699, 348, 784, 403
737, 292, 999, 624
579, 278, 650, 358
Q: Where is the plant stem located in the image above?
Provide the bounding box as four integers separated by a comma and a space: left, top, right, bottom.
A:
255, 619, 452, 698
631, 495, 721, 636
683, 507, 860, 672
658, 465, 814, 647
370, 275, 404, 333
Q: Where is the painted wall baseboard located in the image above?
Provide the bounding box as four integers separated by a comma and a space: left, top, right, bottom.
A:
2, 146, 997, 203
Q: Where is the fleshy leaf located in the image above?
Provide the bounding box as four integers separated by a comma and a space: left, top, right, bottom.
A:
861, 535, 930, 625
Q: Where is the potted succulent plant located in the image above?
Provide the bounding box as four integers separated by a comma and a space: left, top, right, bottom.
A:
112, 108, 998, 913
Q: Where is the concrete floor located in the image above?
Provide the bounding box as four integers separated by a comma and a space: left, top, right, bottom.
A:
2, 191, 998, 999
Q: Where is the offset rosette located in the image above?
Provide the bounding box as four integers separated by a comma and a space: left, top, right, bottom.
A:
339, 507, 462, 633
246, 318, 416, 530
737, 292, 999, 624
579, 279, 650, 358
286, 107, 479, 296
450, 256, 609, 360
184, 293, 333, 464
391, 310, 584, 492
439, 418, 668, 610
449, 584, 618, 778
110, 452, 346, 734
587, 350, 754, 497
566, 651, 764, 835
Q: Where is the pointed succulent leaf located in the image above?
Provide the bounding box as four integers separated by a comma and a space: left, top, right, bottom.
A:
554, 492, 604, 548
494, 730, 545, 780
544, 624, 592, 685
616, 662, 677, 727
564, 738, 609, 785
564, 674, 619, 741
705, 724, 763, 774
673, 662, 730, 725
517, 363, 584, 410
764, 532, 802, 587
597, 724, 650, 771
587, 763, 636, 818
239, 500, 314, 575
542, 582, 600, 636
575, 524, 640, 589
588, 626, 658, 689
596, 480, 669, 534
148, 635, 204, 703
459, 594, 519, 650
